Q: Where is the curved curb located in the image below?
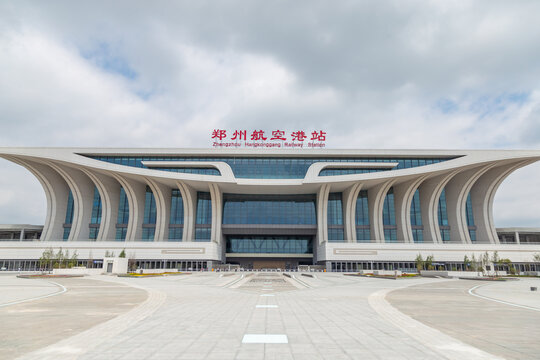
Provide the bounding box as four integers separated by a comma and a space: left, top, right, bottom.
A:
0, 280, 67, 308
368, 283, 503, 360
16, 277, 167, 360
468, 283, 540, 312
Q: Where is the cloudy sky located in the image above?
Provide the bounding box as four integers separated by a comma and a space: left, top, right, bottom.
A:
1, 1, 540, 227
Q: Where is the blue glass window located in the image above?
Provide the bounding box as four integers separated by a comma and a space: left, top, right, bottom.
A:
465, 192, 476, 242
169, 189, 184, 241
438, 188, 450, 242
223, 194, 316, 225
355, 190, 369, 225
438, 189, 449, 226
319, 168, 387, 176
87, 155, 458, 179
142, 186, 156, 241
328, 193, 344, 242
412, 229, 424, 243
410, 189, 424, 243
89, 186, 102, 240
63, 190, 74, 240
327, 193, 343, 226
195, 192, 211, 241
355, 190, 370, 242
383, 188, 397, 242
226, 236, 312, 254
116, 187, 129, 241
153, 167, 220, 176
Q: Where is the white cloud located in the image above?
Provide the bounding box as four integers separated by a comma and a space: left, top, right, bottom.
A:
1, 1, 540, 226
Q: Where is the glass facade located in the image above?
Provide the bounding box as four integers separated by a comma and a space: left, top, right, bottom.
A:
226, 236, 312, 254
116, 187, 129, 241
152, 167, 220, 176
169, 189, 184, 241
223, 194, 316, 225
327, 193, 344, 242
142, 186, 156, 241
195, 192, 211, 241
410, 189, 424, 243
87, 155, 457, 179
355, 190, 370, 242
63, 190, 74, 240
89, 186, 102, 240
438, 188, 451, 242
319, 168, 387, 176
383, 188, 397, 242
465, 192, 477, 242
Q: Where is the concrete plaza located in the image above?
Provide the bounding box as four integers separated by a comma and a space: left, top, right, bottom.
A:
1, 272, 539, 360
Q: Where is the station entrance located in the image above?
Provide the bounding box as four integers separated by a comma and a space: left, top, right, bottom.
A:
225, 235, 314, 270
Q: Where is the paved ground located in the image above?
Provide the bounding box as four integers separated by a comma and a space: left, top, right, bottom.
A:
0, 275, 61, 304
1, 272, 538, 359
387, 279, 540, 360
473, 278, 540, 309
0, 276, 147, 360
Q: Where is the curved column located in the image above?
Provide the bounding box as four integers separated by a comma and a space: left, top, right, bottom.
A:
316, 184, 331, 244
80, 169, 120, 241
394, 175, 427, 243
176, 181, 196, 242
3, 156, 69, 241
112, 174, 146, 241
342, 183, 363, 243
368, 180, 394, 243
146, 178, 171, 242
418, 170, 459, 243
209, 183, 222, 244
45, 161, 95, 241
471, 160, 533, 244
445, 164, 496, 244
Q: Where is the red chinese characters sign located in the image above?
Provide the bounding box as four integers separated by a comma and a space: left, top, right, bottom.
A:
211, 130, 326, 148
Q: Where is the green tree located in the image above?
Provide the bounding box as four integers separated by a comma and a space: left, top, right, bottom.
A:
54, 248, 65, 269
39, 247, 54, 270
482, 251, 490, 276
491, 251, 500, 277
415, 254, 424, 272
499, 258, 515, 275
425, 255, 434, 270
119, 249, 126, 258
68, 250, 78, 268
463, 255, 471, 271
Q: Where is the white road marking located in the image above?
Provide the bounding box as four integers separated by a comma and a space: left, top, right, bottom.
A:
255, 305, 278, 308
242, 334, 288, 344
0, 281, 67, 308
468, 284, 540, 312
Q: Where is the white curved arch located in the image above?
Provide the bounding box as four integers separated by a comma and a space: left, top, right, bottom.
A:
111, 174, 146, 241
44, 161, 95, 241
145, 178, 171, 242
343, 182, 363, 242
368, 180, 395, 242
394, 175, 428, 243
418, 170, 460, 243
472, 160, 534, 244
175, 181, 196, 242
141, 161, 234, 178
1, 156, 68, 241
79, 169, 121, 241
209, 183, 222, 244
317, 184, 331, 244
445, 164, 497, 244
305, 162, 398, 180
